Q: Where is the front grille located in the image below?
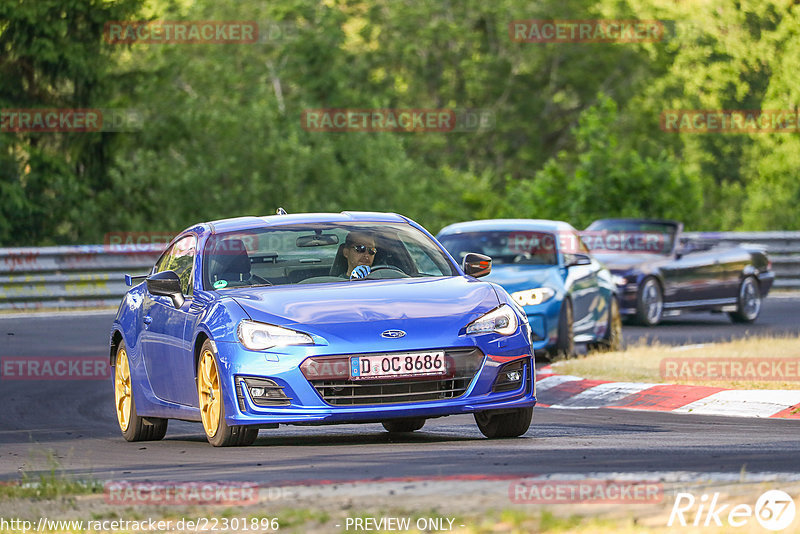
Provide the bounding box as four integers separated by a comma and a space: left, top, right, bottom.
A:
305, 348, 484, 406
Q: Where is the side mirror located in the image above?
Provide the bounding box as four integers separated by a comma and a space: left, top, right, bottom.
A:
462, 253, 492, 278
146, 270, 185, 308
564, 253, 592, 268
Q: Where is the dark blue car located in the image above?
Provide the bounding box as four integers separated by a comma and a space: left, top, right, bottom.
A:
585, 218, 775, 325
110, 212, 535, 446
437, 219, 621, 358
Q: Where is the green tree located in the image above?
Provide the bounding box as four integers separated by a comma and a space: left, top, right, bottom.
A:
508, 94, 703, 228
0, 0, 145, 245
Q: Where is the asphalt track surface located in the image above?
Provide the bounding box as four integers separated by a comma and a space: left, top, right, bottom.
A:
1, 296, 799, 484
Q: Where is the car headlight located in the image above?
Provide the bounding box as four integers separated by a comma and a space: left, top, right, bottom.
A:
466, 304, 519, 336
612, 275, 628, 287
511, 287, 556, 307
237, 320, 314, 350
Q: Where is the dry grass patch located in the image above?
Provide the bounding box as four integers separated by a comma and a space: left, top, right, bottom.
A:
551, 335, 800, 390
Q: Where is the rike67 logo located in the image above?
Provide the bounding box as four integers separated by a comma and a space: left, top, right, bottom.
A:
669, 490, 796, 531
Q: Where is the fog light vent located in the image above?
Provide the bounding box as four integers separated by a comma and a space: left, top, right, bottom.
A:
236, 376, 291, 408
505, 370, 522, 381
492, 359, 526, 393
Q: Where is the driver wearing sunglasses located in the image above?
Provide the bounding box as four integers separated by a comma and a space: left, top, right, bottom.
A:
342, 231, 378, 277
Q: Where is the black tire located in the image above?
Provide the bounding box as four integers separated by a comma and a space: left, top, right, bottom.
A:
729, 276, 762, 323
382, 418, 426, 433
207, 414, 259, 447
635, 277, 663, 326
114, 341, 168, 442
474, 407, 533, 438
588, 298, 623, 353
198, 340, 259, 447
548, 299, 574, 358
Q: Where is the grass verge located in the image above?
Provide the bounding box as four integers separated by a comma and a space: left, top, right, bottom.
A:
0, 451, 102, 500
551, 335, 800, 389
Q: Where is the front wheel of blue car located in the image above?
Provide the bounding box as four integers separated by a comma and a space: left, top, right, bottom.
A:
548, 299, 574, 359
588, 298, 623, 353
197, 340, 259, 447
474, 407, 533, 438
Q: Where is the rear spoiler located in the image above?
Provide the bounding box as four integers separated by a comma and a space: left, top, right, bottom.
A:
125, 274, 149, 286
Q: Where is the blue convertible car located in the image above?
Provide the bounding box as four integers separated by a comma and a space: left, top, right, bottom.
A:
437, 220, 621, 358
110, 212, 535, 446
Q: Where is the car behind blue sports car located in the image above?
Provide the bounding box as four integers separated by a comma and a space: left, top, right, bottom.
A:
584, 218, 774, 325
110, 211, 536, 446
437, 219, 621, 358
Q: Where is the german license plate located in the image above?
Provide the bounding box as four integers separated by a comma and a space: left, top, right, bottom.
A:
349, 351, 446, 380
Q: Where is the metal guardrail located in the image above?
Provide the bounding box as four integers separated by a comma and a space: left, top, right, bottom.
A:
1, 232, 799, 310
0, 245, 162, 310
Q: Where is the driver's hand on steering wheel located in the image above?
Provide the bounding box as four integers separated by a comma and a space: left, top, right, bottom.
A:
350, 265, 371, 280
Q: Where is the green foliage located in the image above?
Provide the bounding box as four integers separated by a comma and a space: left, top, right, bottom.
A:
0, 0, 145, 245
1, 451, 102, 500
508, 95, 703, 228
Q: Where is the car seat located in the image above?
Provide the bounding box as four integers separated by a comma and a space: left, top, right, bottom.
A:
209, 238, 253, 285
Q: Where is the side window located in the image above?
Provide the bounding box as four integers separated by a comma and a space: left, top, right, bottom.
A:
157, 235, 197, 295
403, 241, 441, 275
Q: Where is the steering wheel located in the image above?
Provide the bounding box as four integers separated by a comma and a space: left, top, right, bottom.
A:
365, 265, 409, 278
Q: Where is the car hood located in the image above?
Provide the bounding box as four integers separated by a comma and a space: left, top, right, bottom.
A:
483, 264, 563, 294
225, 277, 500, 346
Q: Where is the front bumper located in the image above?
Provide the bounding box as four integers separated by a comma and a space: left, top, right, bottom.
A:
758, 271, 775, 296
521, 298, 562, 351
214, 340, 536, 426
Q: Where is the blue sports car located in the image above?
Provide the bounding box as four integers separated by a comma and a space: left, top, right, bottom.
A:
437, 220, 621, 358
110, 211, 535, 446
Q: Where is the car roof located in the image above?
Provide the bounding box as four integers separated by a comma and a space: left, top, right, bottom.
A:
438, 219, 577, 235
200, 211, 410, 235
587, 218, 681, 229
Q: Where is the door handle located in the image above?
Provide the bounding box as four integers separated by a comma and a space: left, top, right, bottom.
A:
143, 316, 153, 325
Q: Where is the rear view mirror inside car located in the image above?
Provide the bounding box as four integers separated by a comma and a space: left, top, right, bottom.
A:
296, 233, 340, 247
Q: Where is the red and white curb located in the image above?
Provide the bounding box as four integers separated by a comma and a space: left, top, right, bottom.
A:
535, 367, 800, 419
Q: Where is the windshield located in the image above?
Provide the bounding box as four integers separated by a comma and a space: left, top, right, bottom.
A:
438, 231, 558, 265
583, 220, 677, 255
203, 222, 457, 289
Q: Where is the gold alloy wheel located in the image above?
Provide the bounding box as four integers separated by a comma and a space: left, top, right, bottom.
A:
114, 348, 132, 432
198, 349, 221, 438
610, 299, 623, 347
